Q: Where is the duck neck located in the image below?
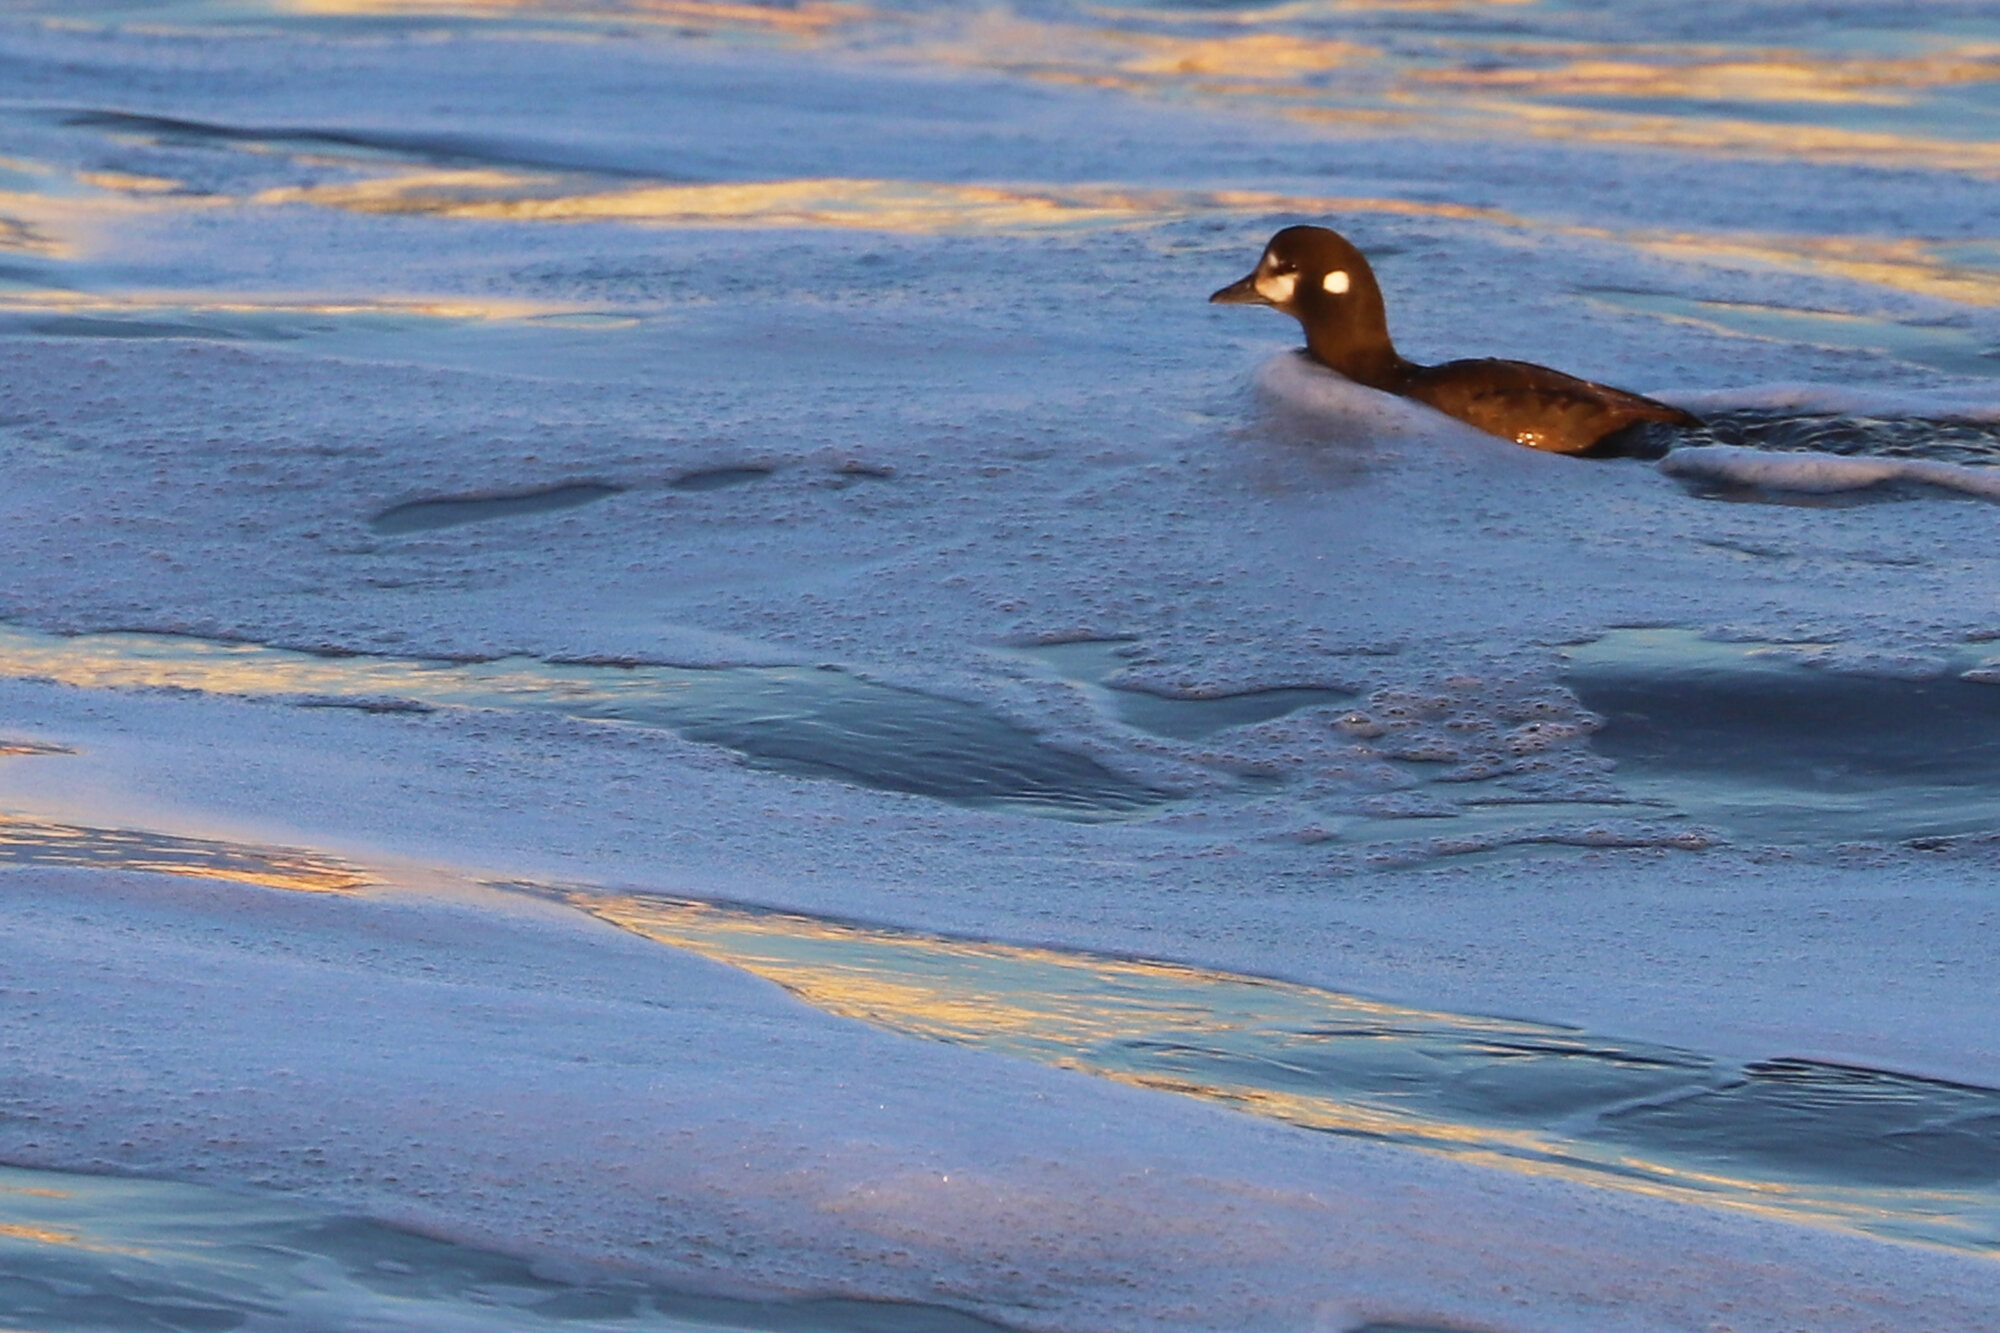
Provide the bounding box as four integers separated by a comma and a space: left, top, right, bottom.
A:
1303, 325, 1411, 391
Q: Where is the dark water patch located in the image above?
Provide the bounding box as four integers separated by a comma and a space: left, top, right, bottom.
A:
671, 464, 775, 492
1594, 1058, 2000, 1189
1016, 640, 1353, 742
0, 627, 1167, 821
1687, 410, 2000, 466
826, 462, 897, 489
0, 1164, 1009, 1333
370, 482, 623, 535
1113, 683, 1355, 742
0, 302, 646, 380
294, 695, 437, 713
1130, 1025, 2000, 1195
567, 892, 2000, 1252
1, 309, 339, 343
0, 812, 368, 893
1104, 1018, 1717, 1136
1565, 629, 2000, 842
5, 313, 295, 342
61, 109, 676, 180
537, 665, 1165, 818
0, 216, 49, 253
0, 739, 73, 756
1327, 803, 1689, 856
1607, 410, 2000, 489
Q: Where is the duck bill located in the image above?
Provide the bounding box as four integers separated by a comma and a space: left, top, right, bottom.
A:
1209, 273, 1268, 306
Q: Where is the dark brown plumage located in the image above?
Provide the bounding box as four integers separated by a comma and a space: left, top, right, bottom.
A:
1211, 225, 1700, 455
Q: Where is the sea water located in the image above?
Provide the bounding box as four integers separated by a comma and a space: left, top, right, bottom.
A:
3, 2, 2000, 1331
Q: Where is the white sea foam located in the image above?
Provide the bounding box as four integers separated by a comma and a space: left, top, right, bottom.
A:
1251, 349, 1535, 458
1660, 382, 2000, 421
1661, 443, 2000, 498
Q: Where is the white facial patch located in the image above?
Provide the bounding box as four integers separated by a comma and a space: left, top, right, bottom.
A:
1255, 269, 1298, 304
1323, 269, 1350, 295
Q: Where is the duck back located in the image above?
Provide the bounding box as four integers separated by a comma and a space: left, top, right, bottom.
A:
1399, 358, 1700, 455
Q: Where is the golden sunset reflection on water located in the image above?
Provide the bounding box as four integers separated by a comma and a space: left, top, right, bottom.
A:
246, 171, 1561, 233
569, 889, 1501, 1067
282, 0, 865, 35
565, 889, 1999, 1249
2, 33, 1992, 324
18, 0, 2000, 180
872, 6, 2000, 176
241, 164, 2000, 313
1410, 45, 2000, 104
0, 814, 370, 893
0, 627, 436, 699
1443, 98, 2000, 175
254, 173, 1167, 231
0, 1219, 148, 1257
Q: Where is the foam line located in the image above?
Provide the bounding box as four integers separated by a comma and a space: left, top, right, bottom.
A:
1660, 444, 2000, 498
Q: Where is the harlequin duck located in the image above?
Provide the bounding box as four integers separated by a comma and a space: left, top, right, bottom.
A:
1211, 226, 1701, 455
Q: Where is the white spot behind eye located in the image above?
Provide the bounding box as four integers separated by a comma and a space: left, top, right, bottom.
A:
1255, 271, 1298, 304
1324, 270, 1350, 295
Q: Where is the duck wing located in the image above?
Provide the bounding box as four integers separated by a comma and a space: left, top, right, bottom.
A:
1401, 358, 1700, 455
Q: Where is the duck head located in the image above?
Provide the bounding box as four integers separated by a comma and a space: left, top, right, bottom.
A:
1210, 225, 1406, 390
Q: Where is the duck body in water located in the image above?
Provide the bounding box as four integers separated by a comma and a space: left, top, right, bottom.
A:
1212, 226, 1701, 455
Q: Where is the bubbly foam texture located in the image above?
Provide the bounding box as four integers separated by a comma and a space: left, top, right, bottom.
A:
1662, 444, 2000, 498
